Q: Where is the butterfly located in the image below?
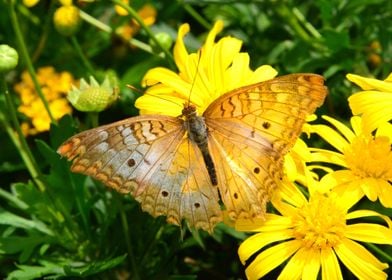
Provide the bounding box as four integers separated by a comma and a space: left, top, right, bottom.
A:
58, 73, 327, 232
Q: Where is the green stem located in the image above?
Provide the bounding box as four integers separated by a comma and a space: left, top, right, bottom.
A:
117, 195, 140, 280
292, 7, 321, 39
9, 1, 56, 124
275, 4, 312, 44
32, 1, 56, 62
79, 10, 158, 56
87, 112, 99, 128
80, 10, 112, 33
0, 75, 46, 192
183, 3, 212, 30
367, 243, 392, 263
70, 36, 95, 76
140, 221, 164, 265
110, 0, 175, 66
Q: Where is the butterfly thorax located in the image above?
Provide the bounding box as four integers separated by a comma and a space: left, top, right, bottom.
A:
182, 104, 218, 186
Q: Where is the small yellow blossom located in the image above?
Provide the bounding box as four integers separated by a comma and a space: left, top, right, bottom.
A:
237, 182, 392, 280
14, 67, 74, 135
116, 4, 157, 41
309, 116, 392, 207
24, 0, 72, 8
53, 5, 81, 36
137, 20, 277, 116
23, 0, 40, 7
347, 72, 392, 133
115, 0, 130, 16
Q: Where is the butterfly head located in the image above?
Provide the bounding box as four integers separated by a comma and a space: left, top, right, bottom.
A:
181, 102, 198, 118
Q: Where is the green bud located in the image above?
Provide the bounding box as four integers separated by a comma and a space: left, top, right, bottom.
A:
0, 45, 18, 73
67, 76, 118, 112
149, 32, 173, 53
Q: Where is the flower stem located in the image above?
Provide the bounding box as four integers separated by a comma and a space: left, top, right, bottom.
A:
70, 36, 95, 76
367, 243, 392, 263
79, 9, 158, 56
79, 10, 112, 33
87, 112, 99, 128
274, 3, 325, 51
9, 1, 56, 124
0, 74, 46, 192
110, 0, 175, 66
117, 194, 140, 280
182, 3, 212, 30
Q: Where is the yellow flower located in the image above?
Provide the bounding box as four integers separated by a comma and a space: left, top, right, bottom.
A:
137, 20, 277, 116
53, 5, 81, 36
116, 4, 157, 41
23, 0, 72, 8
309, 116, 392, 207
23, 0, 40, 7
237, 183, 392, 280
347, 72, 392, 133
14, 66, 74, 135
115, 0, 130, 16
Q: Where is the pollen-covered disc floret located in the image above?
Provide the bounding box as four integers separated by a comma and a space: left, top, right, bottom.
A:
292, 193, 346, 249
344, 135, 392, 180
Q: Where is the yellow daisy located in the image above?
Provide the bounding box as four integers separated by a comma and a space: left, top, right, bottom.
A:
309, 116, 392, 207
347, 72, 392, 133
237, 181, 392, 280
136, 20, 277, 116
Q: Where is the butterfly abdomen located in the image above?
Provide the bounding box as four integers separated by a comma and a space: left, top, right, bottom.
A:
183, 105, 218, 186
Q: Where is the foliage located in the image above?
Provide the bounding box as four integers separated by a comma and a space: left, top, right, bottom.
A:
0, 0, 391, 279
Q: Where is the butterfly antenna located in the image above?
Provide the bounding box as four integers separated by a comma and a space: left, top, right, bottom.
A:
187, 49, 202, 105
126, 84, 183, 109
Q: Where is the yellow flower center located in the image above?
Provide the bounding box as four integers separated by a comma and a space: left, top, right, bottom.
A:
344, 135, 392, 180
292, 193, 346, 249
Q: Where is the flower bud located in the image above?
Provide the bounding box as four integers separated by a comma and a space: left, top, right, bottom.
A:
0, 44, 19, 73
53, 5, 81, 36
67, 76, 118, 112
149, 32, 173, 53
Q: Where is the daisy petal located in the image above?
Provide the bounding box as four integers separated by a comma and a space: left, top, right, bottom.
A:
334, 238, 388, 280
320, 248, 342, 280
346, 209, 392, 228
238, 229, 293, 264
346, 73, 392, 91
345, 223, 392, 244
245, 240, 301, 280
236, 214, 292, 232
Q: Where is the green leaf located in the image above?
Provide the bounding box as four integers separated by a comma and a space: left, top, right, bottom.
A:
0, 208, 53, 235
7, 262, 64, 280
49, 114, 78, 149
0, 235, 53, 262
63, 254, 127, 276
321, 29, 350, 52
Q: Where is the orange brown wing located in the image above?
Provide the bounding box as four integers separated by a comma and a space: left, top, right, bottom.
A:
204, 74, 327, 220
58, 115, 222, 231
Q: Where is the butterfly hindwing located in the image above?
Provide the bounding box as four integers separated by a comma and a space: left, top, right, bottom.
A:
58, 115, 222, 231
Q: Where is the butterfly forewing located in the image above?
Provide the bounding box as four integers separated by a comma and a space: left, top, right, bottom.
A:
204, 73, 327, 220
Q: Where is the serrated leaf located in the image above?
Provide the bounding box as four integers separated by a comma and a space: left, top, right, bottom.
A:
6, 262, 64, 280
0, 235, 53, 262
63, 254, 127, 276
0, 208, 53, 235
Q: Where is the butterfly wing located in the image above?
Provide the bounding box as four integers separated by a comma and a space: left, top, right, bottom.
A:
58, 115, 222, 231
204, 74, 327, 220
